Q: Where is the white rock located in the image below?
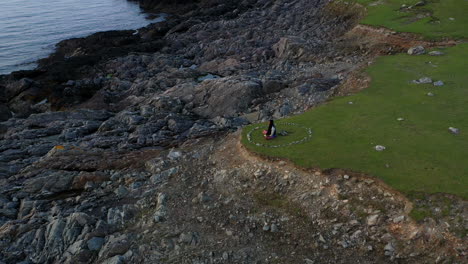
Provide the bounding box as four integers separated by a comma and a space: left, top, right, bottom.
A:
427, 92, 435, 96
407, 46, 425, 55
167, 149, 182, 159
397, 118, 404, 121
448, 127, 459, 134
393, 215, 405, 223
413, 77, 432, 84
433, 80, 444, 86
367, 214, 379, 226
384, 242, 395, 252
375, 145, 386, 151
343, 174, 350, 180
318, 234, 326, 243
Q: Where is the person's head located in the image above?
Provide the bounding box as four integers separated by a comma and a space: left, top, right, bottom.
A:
269, 120, 274, 124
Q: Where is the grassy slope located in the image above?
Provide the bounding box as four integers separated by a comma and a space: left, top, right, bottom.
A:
357, 0, 468, 39
243, 0, 468, 199
242, 44, 468, 198
242, 0, 468, 199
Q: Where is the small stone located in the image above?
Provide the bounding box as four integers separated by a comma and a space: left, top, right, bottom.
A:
407, 46, 425, 55
384, 242, 395, 252
433, 80, 444, 86
270, 224, 279, 233
367, 214, 379, 226
393, 216, 405, 223
348, 101, 353, 105
364, 179, 374, 184
115, 185, 129, 198
343, 174, 350, 180
222, 252, 229, 260
340, 240, 349, 248
449, 17, 455, 21
448, 127, 459, 134
397, 118, 404, 121
318, 234, 326, 243
428, 51, 444, 56
198, 192, 212, 203
375, 145, 386, 151
87, 237, 105, 251
414, 77, 432, 84
102, 255, 125, 264
427, 92, 435, 96
414, 1, 425, 7
263, 224, 270, 231
367, 245, 373, 251
167, 149, 182, 160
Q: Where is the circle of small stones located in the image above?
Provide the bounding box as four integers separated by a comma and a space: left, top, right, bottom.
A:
246, 122, 313, 148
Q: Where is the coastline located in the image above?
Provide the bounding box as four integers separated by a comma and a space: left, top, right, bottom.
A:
0, 0, 465, 263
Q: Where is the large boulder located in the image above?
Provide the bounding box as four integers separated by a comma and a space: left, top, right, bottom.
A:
273, 37, 321, 61
191, 77, 262, 118
23, 171, 78, 194
0, 104, 11, 121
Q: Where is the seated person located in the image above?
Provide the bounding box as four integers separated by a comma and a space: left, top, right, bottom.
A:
262, 120, 277, 140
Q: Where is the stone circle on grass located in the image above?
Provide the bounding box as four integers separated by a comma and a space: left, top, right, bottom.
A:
246, 122, 313, 148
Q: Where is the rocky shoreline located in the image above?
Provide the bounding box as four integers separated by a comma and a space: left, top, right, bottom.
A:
0, 0, 465, 263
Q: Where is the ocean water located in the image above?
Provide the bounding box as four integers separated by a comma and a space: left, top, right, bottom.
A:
0, 0, 163, 75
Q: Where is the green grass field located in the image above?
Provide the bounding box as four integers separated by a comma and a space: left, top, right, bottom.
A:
242, 44, 468, 199
356, 0, 468, 39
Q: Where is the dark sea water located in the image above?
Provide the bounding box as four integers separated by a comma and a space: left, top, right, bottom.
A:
0, 0, 163, 75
